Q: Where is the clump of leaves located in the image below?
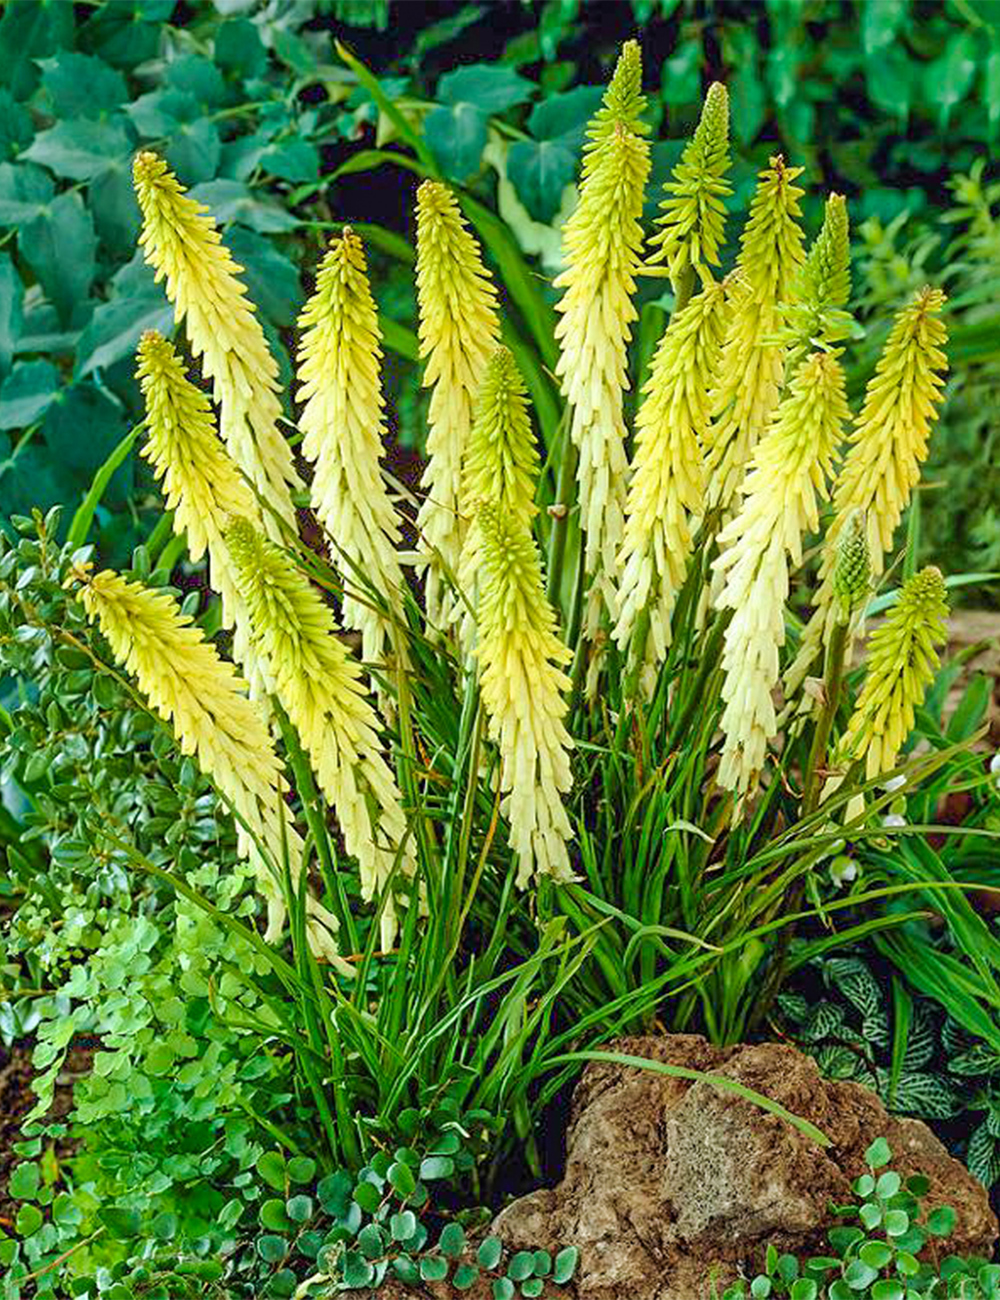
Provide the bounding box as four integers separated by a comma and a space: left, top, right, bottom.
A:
718, 1139, 997, 1300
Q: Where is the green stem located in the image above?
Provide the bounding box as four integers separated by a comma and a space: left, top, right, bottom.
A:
672, 263, 696, 316
667, 611, 730, 751
802, 617, 850, 815
545, 415, 577, 621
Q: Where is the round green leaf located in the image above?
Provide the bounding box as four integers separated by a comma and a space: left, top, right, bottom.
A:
286, 1156, 317, 1185
454, 1264, 480, 1290
875, 1172, 901, 1199
844, 1261, 879, 1291
884, 1210, 910, 1237
420, 1256, 449, 1283
553, 1246, 578, 1285
859, 1242, 893, 1270
15, 1204, 43, 1236
256, 1151, 286, 1192
393, 1255, 420, 1285
424, 103, 488, 183
478, 1236, 504, 1270
343, 1250, 375, 1288
353, 1180, 381, 1214
853, 1174, 876, 1197
790, 1281, 817, 1300
865, 1137, 892, 1169
391, 1210, 418, 1243
317, 1169, 353, 1217
860, 1203, 883, 1230
439, 1222, 466, 1258
8, 1162, 39, 1200
286, 1195, 313, 1224
871, 1282, 904, 1300
751, 1276, 772, 1300
494, 1280, 516, 1300
521, 1281, 544, 1299
420, 1155, 455, 1181
533, 1250, 552, 1278
508, 1251, 535, 1282
259, 1198, 290, 1232
926, 1206, 956, 1237
357, 1223, 385, 1259
388, 1159, 416, 1198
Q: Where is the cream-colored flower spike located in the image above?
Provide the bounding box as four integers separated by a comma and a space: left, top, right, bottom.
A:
476, 503, 574, 889
132, 152, 300, 536
456, 345, 540, 650
785, 286, 949, 700
703, 155, 806, 513
297, 228, 408, 688
136, 330, 269, 699
225, 519, 416, 953
715, 349, 849, 798
415, 180, 500, 630
614, 278, 729, 695
554, 40, 651, 637
77, 569, 341, 963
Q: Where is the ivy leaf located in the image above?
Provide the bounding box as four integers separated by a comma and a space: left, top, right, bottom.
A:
88, 158, 141, 256
37, 51, 127, 119
78, 1, 174, 70
0, 254, 24, 378
127, 89, 201, 139
0, 164, 55, 226
866, 48, 914, 121
527, 86, 603, 152
23, 117, 133, 182
438, 63, 535, 113
424, 102, 488, 182
507, 138, 577, 223
926, 32, 978, 127
0, 360, 59, 431
259, 140, 320, 183
0, 89, 33, 161
0, 0, 75, 101
74, 291, 173, 380
662, 41, 702, 105
18, 192, 97, 326
165, 117, 222, 186
187, 179, 298, 233
215, 17, 268, 78
862, 0, 908, 56
227, 228, 300, 328
42, 384, 129, 494
164, 54, 227, 108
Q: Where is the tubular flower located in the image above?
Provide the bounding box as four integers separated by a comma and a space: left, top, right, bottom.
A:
613, 278, 729, 692
296, 228, 408, 684
836, 566, 948, 781
785, 286, 949, 698
415, 180, 501, 629
554, 41, 651, 636
714, 349, 850, 797
136, 330, 268, 697
648, 82, 731, 289
456, 345, 540, 647
225, 519, 416, 953
476, 503, 574, 888
78, 569, 340, 962
132, 151, 300, 535
703, 156, 807, 513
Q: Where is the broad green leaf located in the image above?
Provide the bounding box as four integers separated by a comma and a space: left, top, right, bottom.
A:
15, 1203, 43, 1237
987, 50, 1000, 131
227, 228, 301, 327
166, 117, 221, 186
662, 41, 702, 105
0, 163, 55, 226
8, 1162, 39, 1200
187, 179, 299, 233
164, 54, 227, 108
424, 102, 489, 182
215, 17, 268, 78
478, 1236, 503, 1270
553, 1247, 578, 1284
127, 89, 201, 138
260, 140, 320, 183
286, 1156, 316, 1184
18, 192, 97, 326
77, 0, 173, 69
862, 0, 908, 56
507, 138, 577, 223
420, 1257, 449, 1283
0, 360, 59, 430
22, 117, 133, 182
926, 32, 978, 126
437, 63, 536, 113
74, 294, 173, 380
88, 159, 141, 256
0, 89, 33, 161
0, 0, 75, 101
0, 254, 23, 378
37, 51, 127, 119
256, 1150, 286, 1192
98, 1205, 141, 1239
527, 86, 603, 151
726, 29, 766, 144
42, 384, 129, 503
865, 49, 914, 120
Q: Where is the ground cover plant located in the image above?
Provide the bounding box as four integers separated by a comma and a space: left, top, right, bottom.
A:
0, 20, 999, 1300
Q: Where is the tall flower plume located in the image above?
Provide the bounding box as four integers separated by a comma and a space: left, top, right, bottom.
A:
786, 286, 949, 699
77, 569, 340, 962
715, 349, 850, 797
554, 40, 651, 637
415, 180, 500, 629
703, 155, 806, 513
132, 151, 300, 535
136, 330, 268, 697
647, 81, 731, 291
297, 228, 408, 686
835, 566, 948, 781
613, 278, 729, 693
476, 502, 574, 889
225, 519, 416, 952
456, 345, 540, 648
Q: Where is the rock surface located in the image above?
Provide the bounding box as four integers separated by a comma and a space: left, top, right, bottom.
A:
489, 1035, 997, 1300
379, 1036, 995, 1300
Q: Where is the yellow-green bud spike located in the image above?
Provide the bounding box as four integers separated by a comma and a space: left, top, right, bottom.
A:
414, 180, 501, 630
779, 192, 854, 359
476, 502, 574, 889
136, 330, 268, 697
224, 518, 417, 953
648, 81, 731, 287
785, 286, 949, 699
614, 278, 730, 692
585, 39, 650, 157
714, 349, 850, 798
555, 68, 651, 642
831, 508, 871, 622
703, 155, 807, 512
77, 568, 340, 962
132, 152, 300, 535
296, 228, 408, 693
837, 566, 949, 781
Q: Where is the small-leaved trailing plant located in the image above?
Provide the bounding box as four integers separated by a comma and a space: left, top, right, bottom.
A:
2, 38, 999, 1296
717, 1139, 999, 1300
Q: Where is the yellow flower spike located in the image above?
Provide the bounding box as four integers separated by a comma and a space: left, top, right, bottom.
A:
136, 330, 269, 698
778, 192, 854, 362
785, 286, 949, 698
703, 155, 807, 512
225, 518, 416, 953
613, 278, 730, 692
476, 502, 574, 889
78, 569, 341, 963
837, 566, 949, 781
415, 180, 501, 630
714, 349, 850, 798
554, 46, 651, 639
296, 228, 408, 687
648, 82, 731, 289
131, 151, 300, 536
456, 345, 540, 647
